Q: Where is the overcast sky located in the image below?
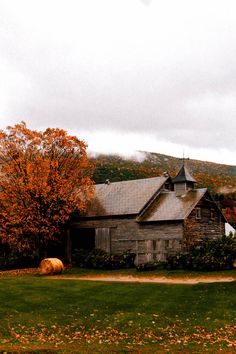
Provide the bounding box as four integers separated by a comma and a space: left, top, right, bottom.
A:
0, 0, 236, 165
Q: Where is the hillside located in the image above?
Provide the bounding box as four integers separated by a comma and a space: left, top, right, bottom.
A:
91, 151, 235, 192
90, 151, 236, 228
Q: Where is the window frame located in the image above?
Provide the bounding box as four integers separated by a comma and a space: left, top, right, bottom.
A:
195, 207, 201, 219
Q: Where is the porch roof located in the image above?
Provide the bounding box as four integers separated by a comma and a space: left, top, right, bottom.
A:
138, 188, 207, 222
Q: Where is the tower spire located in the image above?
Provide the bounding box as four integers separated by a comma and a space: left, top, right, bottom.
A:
181, 150, 189, 166
172, 159, 196, 196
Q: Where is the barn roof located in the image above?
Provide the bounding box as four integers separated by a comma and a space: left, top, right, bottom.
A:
138, 188, 207, 222
80, 162, 226, 223
85, 176, 168, 217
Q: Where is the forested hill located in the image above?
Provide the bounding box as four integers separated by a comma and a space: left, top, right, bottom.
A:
91, 151, 236, 194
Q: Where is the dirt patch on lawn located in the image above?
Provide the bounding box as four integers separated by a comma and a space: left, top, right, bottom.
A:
50, 274, 236, 284
0, 268, 235, 284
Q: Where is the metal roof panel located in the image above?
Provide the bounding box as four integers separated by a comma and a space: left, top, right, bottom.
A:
139, 189, 207, 222
85, 176, 168, 217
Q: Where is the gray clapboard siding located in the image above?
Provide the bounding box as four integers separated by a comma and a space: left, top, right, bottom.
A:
70, 218, 183, 263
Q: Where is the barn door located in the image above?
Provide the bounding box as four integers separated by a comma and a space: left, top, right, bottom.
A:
95, 228, 111, 252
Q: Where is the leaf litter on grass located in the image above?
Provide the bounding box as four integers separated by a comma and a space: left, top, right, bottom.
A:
2, 313, 235, 352
0, 277, 235, 352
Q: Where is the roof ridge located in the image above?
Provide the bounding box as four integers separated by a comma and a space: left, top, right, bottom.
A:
95, 175, 166, 186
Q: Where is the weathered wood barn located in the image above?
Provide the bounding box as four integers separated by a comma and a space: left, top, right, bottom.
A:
66, 165, 226, 264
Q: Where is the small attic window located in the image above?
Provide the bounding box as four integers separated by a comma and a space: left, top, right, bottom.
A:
164, 183, 170, 190
195, 207, 201, 219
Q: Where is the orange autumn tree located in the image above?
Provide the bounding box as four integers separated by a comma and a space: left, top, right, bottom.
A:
0, 122, 94, 258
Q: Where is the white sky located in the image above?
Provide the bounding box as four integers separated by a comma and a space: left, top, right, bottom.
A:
0, 0, 236, 165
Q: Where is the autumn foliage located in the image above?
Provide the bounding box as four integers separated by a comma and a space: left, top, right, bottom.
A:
0, 122, 94, 257
223, 207, 236, 229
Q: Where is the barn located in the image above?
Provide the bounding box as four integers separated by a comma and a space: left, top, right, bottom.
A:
65, 164, 226, 264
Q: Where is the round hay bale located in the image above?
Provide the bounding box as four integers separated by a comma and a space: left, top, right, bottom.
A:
39, 258, 64, 275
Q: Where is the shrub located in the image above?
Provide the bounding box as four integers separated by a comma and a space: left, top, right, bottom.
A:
167, 235, 236, 271
72, 249, 136, 269
0, 252, 38, 270
166, 253, 189, 270
136, 261, 166, 272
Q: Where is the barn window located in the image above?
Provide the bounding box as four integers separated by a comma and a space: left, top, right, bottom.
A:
210, 209, 215, 220
195, 207, 201, 219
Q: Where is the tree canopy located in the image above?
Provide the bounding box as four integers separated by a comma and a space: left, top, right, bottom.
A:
0, 122, 94, 257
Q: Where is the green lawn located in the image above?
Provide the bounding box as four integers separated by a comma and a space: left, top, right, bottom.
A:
0, 275, 235, 353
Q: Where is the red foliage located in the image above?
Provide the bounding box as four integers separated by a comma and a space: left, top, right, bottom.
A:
0, 122, 94, 255
223, 207, 236, 228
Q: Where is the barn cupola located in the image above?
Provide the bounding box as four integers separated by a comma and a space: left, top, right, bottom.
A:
172, 164, 196, 196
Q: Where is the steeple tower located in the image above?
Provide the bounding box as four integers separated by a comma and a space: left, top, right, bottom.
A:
172, 164, 196, 196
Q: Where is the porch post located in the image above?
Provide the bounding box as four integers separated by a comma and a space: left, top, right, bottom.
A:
65, 229, 72, 264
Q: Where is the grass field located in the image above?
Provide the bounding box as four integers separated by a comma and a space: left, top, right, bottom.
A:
0, 272, 235, 353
